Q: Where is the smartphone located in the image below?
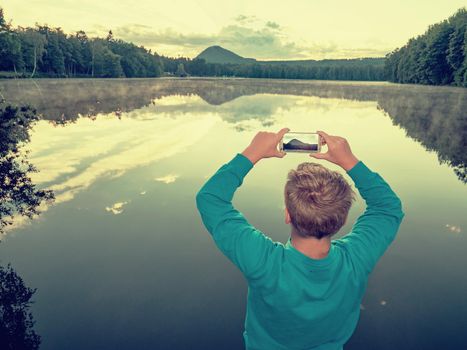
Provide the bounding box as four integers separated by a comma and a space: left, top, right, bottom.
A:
279, 132, 321, 153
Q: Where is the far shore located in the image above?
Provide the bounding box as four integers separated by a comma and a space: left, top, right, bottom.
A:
2, 75, 467, 91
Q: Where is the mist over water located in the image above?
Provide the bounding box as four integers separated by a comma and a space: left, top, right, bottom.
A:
0, 78, 466, 349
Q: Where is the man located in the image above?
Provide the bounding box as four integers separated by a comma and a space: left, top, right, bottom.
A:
195, 128, 405, 349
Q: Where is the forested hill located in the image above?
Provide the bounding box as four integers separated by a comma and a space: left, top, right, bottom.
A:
196, 46, 256, 64
385, 8, 467, 87
195, 45, 386, 80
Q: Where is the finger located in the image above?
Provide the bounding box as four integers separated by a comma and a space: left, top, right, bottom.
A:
276, 127, 290, 140
316, 130, 331, 142
319, 135, 326, 145
274, 150, 287, 158
309, 152, 328, 160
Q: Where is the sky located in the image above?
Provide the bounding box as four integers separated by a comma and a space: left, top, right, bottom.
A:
2, 0, 466, 60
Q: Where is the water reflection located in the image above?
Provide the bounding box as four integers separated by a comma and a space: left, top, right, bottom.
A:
0, 107, 216, 231
0, 104, 45, 347
445, 224, 462, 234
377, 91, 467, 183
0, 80, 465, 350
105, 201, 129, 215
0, 104, 54, 235
155, 174, 179, 184
1, 79, 465, 183
35, 112, 214, 197
0, 263, 41, 349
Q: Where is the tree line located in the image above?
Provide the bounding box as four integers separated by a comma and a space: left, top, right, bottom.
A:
160, 56, 386, 81
0, 8, 163, 78
385, 8, 467, 86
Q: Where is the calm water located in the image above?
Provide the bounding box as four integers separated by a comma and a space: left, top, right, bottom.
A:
0, 78, 466, 349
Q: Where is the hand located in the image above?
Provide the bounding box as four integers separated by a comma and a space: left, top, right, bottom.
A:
242, 128, 290, 165
309, 131, 359, 171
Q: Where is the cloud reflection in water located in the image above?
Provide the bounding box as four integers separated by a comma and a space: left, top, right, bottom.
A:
7, 103, 217, 231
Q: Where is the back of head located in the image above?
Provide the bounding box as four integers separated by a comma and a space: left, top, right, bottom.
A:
285, 162, 355, 239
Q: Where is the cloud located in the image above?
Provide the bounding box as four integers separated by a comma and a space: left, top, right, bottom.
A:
109, 15, 391, 60
110, 15, 321, 60
113, 26, 215, 48
266, 21, 281, 30
234, 14, 258, 24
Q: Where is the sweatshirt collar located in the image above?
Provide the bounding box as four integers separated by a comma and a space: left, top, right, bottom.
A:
285, 236, 337, 267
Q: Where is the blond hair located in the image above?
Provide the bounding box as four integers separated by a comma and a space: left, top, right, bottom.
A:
285, 162, 355, 239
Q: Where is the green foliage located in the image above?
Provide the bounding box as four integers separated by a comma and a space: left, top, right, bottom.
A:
196, 45, 386, 81
91, 40, 123, 77
386, 8, 467, 86
0, 7, 163, 78
0, 8, 6, 30
40, 28, 66, 75
0, 32, 24, 72
161, 56, 386, 81
176, 62, 187, 77
108, 39, 162, 77
18, 29, 46, 77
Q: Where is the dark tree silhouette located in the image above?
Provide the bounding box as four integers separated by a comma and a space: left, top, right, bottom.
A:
0, 264, 41, 350
0, 7, 164, 78
0, 103, 54, 235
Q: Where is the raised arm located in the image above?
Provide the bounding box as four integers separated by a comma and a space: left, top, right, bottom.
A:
340, 161, 404, 275
311, 131, 405, 275
195, 128, 289, 281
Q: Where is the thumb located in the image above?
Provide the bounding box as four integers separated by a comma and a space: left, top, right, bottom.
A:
276, 127, 290, 140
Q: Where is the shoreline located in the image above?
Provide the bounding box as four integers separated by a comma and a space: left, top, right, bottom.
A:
1, 76, 466, 91
1, 74, 466, 89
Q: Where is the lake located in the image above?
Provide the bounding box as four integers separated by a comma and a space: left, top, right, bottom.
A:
0, 78, 466, 349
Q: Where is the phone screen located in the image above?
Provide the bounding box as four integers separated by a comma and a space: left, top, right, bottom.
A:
282, 132, 320, 152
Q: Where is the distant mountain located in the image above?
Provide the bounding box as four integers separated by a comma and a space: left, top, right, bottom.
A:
283, 138, 318, 151
196, 46, 256, 64
195, 46, 385, 68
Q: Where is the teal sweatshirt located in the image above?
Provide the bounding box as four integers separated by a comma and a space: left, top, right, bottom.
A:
196, 153, 405, 350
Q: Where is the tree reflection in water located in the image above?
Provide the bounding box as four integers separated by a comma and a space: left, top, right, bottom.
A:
0, 264, 41, 350
1, 103, 54, 349
0, 103, 54, 235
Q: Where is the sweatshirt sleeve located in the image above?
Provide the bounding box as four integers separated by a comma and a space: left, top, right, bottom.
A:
195, 153, 277, 282
338, 161, 405, 276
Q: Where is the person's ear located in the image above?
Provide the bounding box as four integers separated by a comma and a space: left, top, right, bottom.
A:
285, 207, 291, 225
